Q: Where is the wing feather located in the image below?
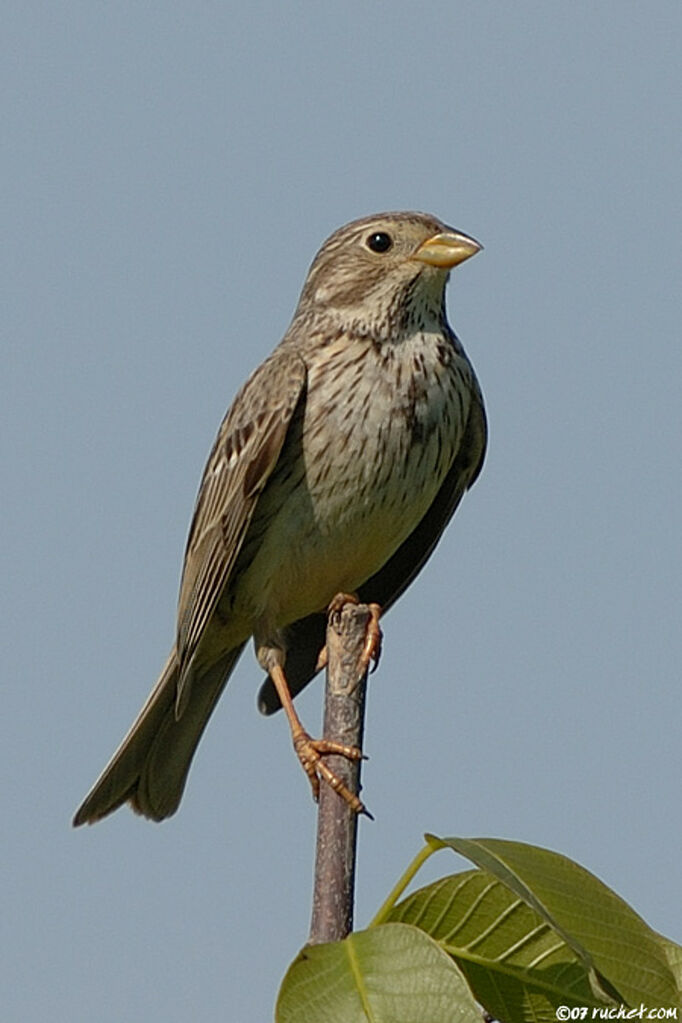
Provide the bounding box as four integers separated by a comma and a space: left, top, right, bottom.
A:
176, 351, 307, 677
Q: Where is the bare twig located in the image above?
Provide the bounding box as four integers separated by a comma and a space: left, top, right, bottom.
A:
308, 601, 372, 944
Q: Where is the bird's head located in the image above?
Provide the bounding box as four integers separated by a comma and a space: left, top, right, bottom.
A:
293, 211, 481, 341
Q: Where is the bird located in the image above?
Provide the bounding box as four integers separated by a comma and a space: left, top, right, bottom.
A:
73, 211, 487, 826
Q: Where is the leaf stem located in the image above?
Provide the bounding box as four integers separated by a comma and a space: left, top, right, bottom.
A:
369, 841, 436, 927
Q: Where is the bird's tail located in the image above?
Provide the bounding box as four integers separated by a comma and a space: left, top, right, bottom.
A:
73, 645, 245, 825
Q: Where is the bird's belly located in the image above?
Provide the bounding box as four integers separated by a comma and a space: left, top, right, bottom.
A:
273, 487, 425, 619
234, 357, 466, 629
239, 468, 437, 628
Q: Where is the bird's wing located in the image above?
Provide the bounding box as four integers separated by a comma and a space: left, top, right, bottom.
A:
176, 351, 307, 681
257, 382, 487, 714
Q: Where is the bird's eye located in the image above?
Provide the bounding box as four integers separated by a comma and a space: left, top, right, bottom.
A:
366, 231, 393, 254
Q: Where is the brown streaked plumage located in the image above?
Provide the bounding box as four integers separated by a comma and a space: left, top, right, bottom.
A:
73, 211, 486, 825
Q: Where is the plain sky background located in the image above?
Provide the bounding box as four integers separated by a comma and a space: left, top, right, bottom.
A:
4, 3, 681, 1020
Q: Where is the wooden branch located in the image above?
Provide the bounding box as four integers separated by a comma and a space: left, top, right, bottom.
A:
308, 602, 372, 945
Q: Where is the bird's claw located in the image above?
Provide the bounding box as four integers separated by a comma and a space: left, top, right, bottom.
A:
317, 595, 383, 676
360, 602, 382, 674
293, 730, 368, 815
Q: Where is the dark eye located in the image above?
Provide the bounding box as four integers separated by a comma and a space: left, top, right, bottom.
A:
366, 231, 393, 253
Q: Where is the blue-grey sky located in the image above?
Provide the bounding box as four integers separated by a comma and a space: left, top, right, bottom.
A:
4, 3, 681, 1020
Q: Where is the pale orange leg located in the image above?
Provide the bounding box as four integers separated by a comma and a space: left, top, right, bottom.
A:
268, 662, 368, 815
315, 594, 383, 674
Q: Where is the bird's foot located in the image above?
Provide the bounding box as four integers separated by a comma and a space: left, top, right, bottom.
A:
315, 594, 383, 674
293, 728, 370, 816
265, 661, 372, 816
359, 602, 382, 673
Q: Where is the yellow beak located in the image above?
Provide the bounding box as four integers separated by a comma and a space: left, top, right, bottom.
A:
412, 230, 482, 269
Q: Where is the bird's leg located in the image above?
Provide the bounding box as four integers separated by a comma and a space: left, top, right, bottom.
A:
267, 662, 367, 814
315, 593, 383, 674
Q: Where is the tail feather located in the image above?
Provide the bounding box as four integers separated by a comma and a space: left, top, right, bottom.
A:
73, 646, 244, 825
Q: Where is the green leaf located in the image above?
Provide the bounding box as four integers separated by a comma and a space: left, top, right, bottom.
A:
388, 869, 610, 1023
426, 836, 681, 1008
276, 922, 482, 1023
657, 935, 682, 987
